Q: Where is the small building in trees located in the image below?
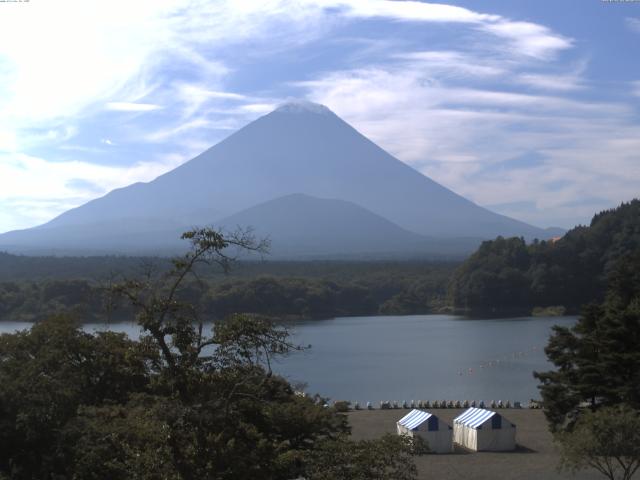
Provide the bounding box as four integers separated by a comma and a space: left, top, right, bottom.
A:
396, 409, 453, 453
453, 407, 516, 451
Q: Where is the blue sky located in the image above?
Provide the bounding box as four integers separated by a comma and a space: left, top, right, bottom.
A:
0, 0, 639, 233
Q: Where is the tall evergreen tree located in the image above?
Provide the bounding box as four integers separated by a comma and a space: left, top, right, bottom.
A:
534, 252, 640, 431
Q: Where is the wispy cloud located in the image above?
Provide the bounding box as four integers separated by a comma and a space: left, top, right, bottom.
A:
238, 103, 279, 114
0, 0, 573, 143
394, 51, 506, 77
481, 20, 572, 59
105, 102, 163, 112
173, 84, 248, 120
0, 1, 324, 152
330, 0, 571, 59
334, 0, 499, 23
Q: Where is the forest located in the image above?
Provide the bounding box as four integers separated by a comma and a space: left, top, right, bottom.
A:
0, 258, 455, 322
448, 200, 640, 314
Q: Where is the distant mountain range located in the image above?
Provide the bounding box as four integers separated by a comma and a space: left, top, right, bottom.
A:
0, 101, 562, 258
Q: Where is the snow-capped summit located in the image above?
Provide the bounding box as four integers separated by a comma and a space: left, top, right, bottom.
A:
274, 99, 333, 115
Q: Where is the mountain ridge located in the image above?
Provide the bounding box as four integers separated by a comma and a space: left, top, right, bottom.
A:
217, 193, 482, 259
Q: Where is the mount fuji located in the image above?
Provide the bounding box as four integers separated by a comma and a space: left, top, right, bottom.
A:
0, 101, 555, 257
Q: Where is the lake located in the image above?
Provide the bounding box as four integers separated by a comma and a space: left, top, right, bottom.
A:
0, 314, 575, 405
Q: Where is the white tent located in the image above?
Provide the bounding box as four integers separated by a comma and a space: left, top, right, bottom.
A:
396, 409, 453, 453
453, 407, 516, 451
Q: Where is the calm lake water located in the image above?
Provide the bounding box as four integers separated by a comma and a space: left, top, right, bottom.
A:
0, 314, 575, 405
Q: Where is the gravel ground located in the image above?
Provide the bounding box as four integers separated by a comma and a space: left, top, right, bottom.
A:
347, 409, 608, 480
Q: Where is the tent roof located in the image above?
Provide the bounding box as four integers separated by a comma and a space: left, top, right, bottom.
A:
397, 409, 433, 430
453, 407, 497, 429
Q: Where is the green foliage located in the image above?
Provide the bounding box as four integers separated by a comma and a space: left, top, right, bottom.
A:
0, 262, 455, 322
0, 252, 455, 284
62, 396, 181, 480
448, 236, 532, 312
0, 280, 106, 322
0, 252, 167, 282
63, 374, 349, 479
535, 252, 640, 431
204, 276, 376, 318
303, 434, 423, 480
0, 228, 424, 479
556, 405, 640, 480
0, 316, 151, 478
449, 200, 640, 313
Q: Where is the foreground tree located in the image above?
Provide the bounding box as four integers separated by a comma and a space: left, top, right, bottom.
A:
0, 227, 425, 479
557, 406, 640, 480
534, 252, 640, 431
535, 252, 640, 479
0, 316, 152, 478
108, 227, 271, 394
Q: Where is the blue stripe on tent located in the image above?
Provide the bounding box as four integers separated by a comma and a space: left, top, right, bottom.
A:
404, 410, 432, 430
468, 410, 496, 429
454, 407, 497, 429
454, 407, 480, 424
454, 407, 484, 424
397, 409, 433, 430
398, 410, 418, 424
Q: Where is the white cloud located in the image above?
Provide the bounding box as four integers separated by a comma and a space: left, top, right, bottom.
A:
0, 1, 156, 123
333, 0, 499, 23
0, 0, 329, 152
239, 103, 279, 114
327, 1, 571, 58
481, 20, 572, 59
0, 131, 18, 152
0, 0, 572, 138
105, 102, 163, 112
